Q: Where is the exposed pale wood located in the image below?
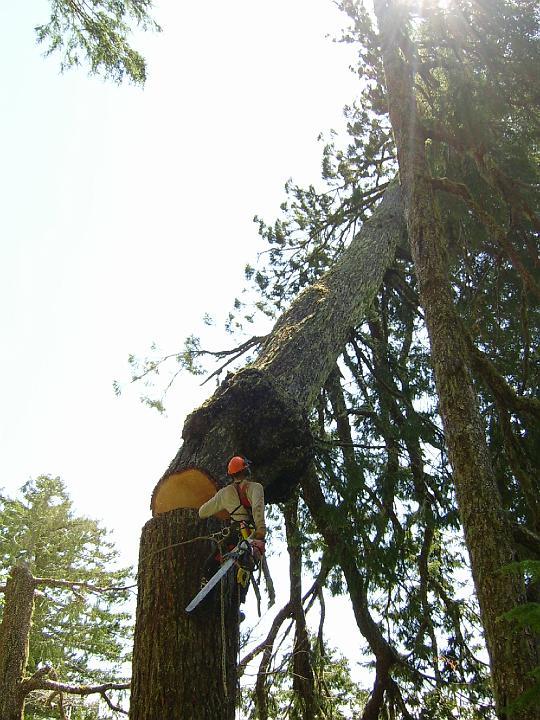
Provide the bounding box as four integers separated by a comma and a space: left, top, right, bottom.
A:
152, 467, 221, 516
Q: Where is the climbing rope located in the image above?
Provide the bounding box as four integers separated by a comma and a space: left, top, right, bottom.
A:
220, 575, 228, 698
138, 527, 233, 567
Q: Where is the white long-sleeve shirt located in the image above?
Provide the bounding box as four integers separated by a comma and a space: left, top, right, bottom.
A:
198, 481, 266, 538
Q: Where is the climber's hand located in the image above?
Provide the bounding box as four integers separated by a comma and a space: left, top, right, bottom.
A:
249, 538, 266, 560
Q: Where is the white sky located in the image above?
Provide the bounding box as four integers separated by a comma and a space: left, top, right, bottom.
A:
1, 0, 369, 684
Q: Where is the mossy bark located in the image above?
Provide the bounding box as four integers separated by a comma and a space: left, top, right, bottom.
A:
374, 2, 539, 716
254, 182, 405, 410
0, 566, 35, 720
133, 184, 406, 717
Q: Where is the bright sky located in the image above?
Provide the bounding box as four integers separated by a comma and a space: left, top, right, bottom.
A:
1, 0, 368, 684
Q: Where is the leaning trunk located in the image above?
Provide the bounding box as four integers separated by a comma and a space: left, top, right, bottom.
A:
131, 185, 405, 717
374, 2, 539, 716
0, 566, 35, 720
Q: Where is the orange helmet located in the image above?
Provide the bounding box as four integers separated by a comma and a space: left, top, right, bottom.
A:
227, 456, 250, 476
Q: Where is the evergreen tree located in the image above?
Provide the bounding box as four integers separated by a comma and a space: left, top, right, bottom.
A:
0, 475, 133, 719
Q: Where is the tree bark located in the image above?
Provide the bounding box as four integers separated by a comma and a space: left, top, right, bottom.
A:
0, 565, 35, 720
373, 2, 539, 716
156, 181, 405, 504
132, 184, 406, 717
130, 511, 238, 720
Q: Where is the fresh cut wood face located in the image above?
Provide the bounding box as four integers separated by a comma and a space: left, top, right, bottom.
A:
151, 467, 229, 519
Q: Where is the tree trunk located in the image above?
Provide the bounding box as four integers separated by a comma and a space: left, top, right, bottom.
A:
130, 511, 239, 720
373, 2, 539, 716
157, 181, 405, 504
0, 565, 35, 720
132, 184, 406, 717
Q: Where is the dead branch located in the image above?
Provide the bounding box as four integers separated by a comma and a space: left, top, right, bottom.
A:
32, 576, 136, 594
20, 676, 130, 699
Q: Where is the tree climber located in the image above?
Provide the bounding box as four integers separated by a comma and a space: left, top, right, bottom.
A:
199, 456, 266, 559
194, 457, 267, 610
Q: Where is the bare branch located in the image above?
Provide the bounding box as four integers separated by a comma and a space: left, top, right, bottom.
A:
32, 576, 136, 594
101, 689, 129, 715
20, 677, 130, 698
238, 602, 293, 677
200, 336, 268, 386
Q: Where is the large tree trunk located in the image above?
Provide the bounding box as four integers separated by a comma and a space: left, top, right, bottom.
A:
0, 565, 35, 720
158, 182, 405, 503
373, 2, 539, 717
130, 184, 406, 719
130, 511, 238, 720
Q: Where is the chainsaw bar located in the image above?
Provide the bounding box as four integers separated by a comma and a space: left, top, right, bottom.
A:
185, 541, 250, 613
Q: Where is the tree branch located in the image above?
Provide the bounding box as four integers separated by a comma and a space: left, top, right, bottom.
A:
432, 176, 540, 300
20, 677, 130, 698
464, 332, 540, 423
32, 576, 136, 594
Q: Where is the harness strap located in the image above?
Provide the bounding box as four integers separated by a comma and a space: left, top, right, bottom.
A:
228, 483, 253, 523
235, 483, 251, 509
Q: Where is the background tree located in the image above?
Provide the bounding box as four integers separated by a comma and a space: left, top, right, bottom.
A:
0, 475, 133, 719
366, 0, 539, 715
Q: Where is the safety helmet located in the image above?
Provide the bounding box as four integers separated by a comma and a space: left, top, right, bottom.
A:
227, 456, 250, 476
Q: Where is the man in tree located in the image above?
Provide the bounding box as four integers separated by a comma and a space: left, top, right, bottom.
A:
199, 455, 266, 552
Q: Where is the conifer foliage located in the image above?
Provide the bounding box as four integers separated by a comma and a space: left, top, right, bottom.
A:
0, 475, 132, 719
35, 0, 160, 84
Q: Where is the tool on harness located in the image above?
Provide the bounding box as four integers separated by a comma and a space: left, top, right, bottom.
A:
237, 566, 250, 588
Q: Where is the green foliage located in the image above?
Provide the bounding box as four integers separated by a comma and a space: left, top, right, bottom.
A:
0, 475, 133, 718
241, 641, 369, 719
231, 3, 539, 713
500, 560, 540, 714
35, 0, 160, 84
